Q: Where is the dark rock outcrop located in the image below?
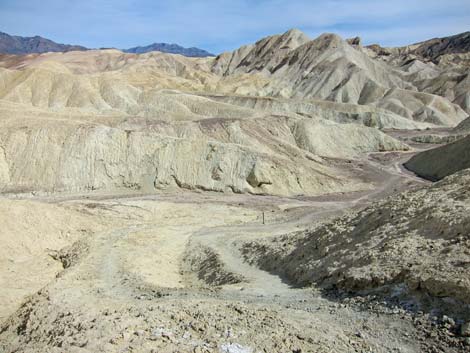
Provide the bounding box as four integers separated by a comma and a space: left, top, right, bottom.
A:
0, 31, 88, 54
124, 43, 214, 57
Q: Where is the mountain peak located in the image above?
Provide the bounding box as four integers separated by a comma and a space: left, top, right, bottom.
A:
0, 31, 87, 54
346, 36, 362, 46
315, 32, 344, 43
123, 43, 215, 57
279, 29, 311, 48
283, 28, 307, 38
0, 30, 215, 58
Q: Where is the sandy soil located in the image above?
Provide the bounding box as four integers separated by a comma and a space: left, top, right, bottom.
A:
0, 134, 468, 352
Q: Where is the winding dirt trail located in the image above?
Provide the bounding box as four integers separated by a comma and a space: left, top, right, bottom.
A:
185, 150, 427, 298
0, 150, 444, 353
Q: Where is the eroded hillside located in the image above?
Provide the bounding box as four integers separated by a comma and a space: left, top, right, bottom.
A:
1, 29, 470, 353
0, 29, 468, 197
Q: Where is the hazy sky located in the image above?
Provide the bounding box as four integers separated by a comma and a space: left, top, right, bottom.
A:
0, 0, 469, 54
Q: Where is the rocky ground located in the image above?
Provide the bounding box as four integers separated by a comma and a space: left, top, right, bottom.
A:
1, 138, 469, 353
1, 29, 470, 353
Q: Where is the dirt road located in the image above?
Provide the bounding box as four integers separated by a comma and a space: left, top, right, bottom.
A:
1, 149, 459, 352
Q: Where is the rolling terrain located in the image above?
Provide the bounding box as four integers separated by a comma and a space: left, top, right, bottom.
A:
0, 29, 469, 352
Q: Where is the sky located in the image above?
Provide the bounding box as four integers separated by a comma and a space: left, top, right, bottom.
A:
0, 0, 469, 54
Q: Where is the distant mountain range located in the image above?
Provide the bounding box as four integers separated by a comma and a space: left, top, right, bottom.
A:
1, 29, 468, 60
0, 31, 87, 55
0, 31, 215, 57
123, 43, 214, 57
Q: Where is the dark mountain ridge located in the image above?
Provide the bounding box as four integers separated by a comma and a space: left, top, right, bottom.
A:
0, 30, 214, 57
0, 31, 87, 54
123, 43, 214, 57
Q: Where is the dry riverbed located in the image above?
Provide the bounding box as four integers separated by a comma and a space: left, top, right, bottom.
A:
1, 149, 468, 353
